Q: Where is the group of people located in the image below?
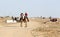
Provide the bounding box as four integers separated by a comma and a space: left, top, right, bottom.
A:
20, 12, 29, 27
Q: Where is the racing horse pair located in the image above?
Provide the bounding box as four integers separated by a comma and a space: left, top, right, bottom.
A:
20, 13, 29, 27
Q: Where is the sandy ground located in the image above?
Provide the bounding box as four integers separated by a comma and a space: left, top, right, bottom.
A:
0, 18, 40, 37
0, 17, 60, 37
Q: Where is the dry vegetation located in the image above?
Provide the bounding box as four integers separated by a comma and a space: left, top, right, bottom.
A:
31, 17, 60, 37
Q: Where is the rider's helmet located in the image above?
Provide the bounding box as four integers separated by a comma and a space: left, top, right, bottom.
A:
20, 13, 24, 16
25, 12, 28, 16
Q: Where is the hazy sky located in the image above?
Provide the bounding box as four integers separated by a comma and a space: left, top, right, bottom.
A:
0, 0, 60, 17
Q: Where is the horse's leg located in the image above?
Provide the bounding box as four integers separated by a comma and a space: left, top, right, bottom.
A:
20, 21, 22, 27
25, 21, 27, 27
20, 18, 22, 27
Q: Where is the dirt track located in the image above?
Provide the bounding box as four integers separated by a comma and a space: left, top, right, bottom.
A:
0, 18, 40, 37
0, 18, 60, 37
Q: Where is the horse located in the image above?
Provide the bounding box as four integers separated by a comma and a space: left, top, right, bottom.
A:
12, 16, 29, 27
12, 17, 23, 26
23, 16, 29, 27
20, 16, 24, 27
12, 17, 20, 22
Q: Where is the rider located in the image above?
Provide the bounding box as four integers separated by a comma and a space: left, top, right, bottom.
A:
24, 12, 29, 22
20, 13, 24, 21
